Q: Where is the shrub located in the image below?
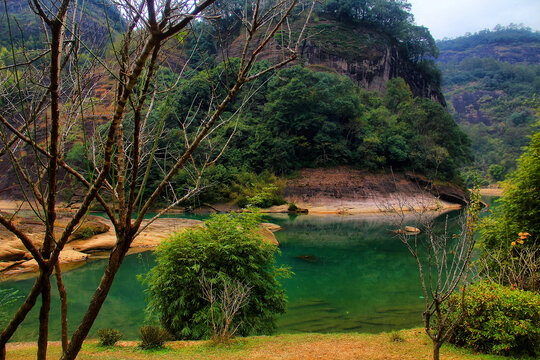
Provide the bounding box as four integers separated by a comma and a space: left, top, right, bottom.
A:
97, 328, 122, 346
139, 325, 170, 349
230, 171, 286, 208
389, 331, 404, 342
287, 202, 298, 212
145, 212, 288, 339
448, 281, 540, 357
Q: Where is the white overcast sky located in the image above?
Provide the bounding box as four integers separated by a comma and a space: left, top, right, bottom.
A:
408, 0, 540, 40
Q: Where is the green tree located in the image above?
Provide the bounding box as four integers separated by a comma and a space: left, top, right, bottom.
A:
478, 121, 539, 290
145, 212, 288, 339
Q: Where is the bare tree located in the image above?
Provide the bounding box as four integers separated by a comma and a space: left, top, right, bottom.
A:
0, 0, 316, 359
389, 189, 481, 360
200, 273, 252, 343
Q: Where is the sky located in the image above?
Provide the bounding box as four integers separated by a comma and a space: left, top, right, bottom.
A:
407, 0, 540, 40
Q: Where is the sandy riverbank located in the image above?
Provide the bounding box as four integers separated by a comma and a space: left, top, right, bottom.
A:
0, 207, 279, 279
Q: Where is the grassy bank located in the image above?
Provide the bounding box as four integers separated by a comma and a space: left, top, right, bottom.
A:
6, 329, 521, 360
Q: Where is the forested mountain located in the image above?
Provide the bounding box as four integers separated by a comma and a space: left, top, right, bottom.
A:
0, 0, 471, 206
0, 0, 125, 50
437, 26, 540, 184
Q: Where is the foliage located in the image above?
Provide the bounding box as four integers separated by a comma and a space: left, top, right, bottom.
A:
389, 331, 404, 343
478, 123, 540, 290
232, 172, 286, 208
159, 65, 469, 206
447, 282, 540, 357
320, 0, 438, 64
145, 212, 288, 340
287, 202, 298, 212
438, 24, 540, 51
97, 328, 122, 347
139, 325, 171, 349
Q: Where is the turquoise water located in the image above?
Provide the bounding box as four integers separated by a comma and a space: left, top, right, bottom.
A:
1, 211, 468, 341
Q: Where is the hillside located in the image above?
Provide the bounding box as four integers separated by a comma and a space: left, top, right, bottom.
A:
0, 0, 124, 51
0, 0, 471, 208
436, 26, 540, 183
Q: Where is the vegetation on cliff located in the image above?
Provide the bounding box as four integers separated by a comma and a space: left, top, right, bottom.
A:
437, 26, 540, 183
122, 65, 470, 206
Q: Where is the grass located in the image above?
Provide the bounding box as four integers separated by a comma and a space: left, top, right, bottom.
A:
5, 329, 525, 360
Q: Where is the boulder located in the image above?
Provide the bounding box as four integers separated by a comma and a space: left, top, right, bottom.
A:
70, 235, 117, 253
261, 223, 282, 232
259, 226, 279, 246
393, 226, 421, 235
404, 226, 420, 234
69, 218, 110, 241
0, 246, 26, 261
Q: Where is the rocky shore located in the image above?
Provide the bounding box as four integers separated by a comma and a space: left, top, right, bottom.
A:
0, 210, 280, 279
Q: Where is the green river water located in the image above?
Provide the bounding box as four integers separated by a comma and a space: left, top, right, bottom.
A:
0, 208, 475, 341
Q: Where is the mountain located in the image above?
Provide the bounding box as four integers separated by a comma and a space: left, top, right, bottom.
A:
436, 26, 540, 184
0, 0, 125, 50
0, 0, 471, 205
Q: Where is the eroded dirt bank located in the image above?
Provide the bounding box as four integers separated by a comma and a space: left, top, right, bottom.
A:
273, 167, 467, 215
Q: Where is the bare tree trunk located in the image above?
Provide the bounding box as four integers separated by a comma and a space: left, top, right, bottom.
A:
55, 264, 69, 351
60, 233, 130, 360
433, 340, 441, 360
37, 277, 51, 360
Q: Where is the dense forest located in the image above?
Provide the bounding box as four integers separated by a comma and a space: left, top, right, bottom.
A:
437, 26, 540, 184
113, 64, 470, 206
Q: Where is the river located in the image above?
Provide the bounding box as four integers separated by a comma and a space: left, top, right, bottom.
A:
0, 206, 483, 341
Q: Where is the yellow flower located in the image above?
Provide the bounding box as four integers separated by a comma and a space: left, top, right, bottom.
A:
511, 241, 516, 246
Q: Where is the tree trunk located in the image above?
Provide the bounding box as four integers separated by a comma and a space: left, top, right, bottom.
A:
433, 340, 441, 360
37, 277, 51, 360
55, 264, 69, 351
60, 234, 131, 360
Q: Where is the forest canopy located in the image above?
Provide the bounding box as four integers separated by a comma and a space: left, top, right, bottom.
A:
135, 65, 471, 205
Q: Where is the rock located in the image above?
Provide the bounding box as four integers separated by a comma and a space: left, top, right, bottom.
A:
259, 226, 279, 246
264, 205, 289, 213
261, 223, 282, 232
404, 226, 420, 234
70, 235, 117, 253
0, 246, 26, 261
59, 250, 90, 263
69, 218, 110, 241
295, 255, 318, 262
406, 174, 468, 206
393, 226, 421, 235
289, 207, 308, 214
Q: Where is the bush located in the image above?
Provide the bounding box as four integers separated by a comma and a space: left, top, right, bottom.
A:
448, 282, 540, 357
145, 212, 288, 339
139, 325, 170, 349
287, 202, 298, 212
97, 328, 122, 346
230, 171, 286, 208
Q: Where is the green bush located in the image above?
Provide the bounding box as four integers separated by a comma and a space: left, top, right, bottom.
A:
139, 325, 170, 349
287, 202, 298, 212
231, 172, 286, 209
145, 212, 289, 340
448, 282, 540, 356
97, 328, 122, 346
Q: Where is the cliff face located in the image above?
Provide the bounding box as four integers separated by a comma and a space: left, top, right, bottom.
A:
229, 19, 445, 104
300, 39, 445, 104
